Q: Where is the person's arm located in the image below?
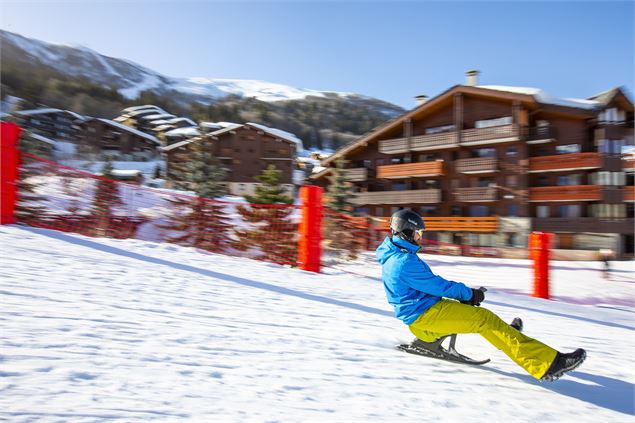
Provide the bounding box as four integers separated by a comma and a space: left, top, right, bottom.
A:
399, 255, 473, 301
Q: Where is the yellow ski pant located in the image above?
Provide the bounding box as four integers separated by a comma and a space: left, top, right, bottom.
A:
408, 299, 558, 379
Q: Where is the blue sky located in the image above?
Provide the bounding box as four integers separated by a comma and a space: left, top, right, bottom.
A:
2, 1, 633, 109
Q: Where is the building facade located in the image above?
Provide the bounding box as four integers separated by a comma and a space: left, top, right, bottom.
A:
311, 73, 634, 258
77, 118, 161, 161
14, 108, 83, 143
162, 122, 299, 196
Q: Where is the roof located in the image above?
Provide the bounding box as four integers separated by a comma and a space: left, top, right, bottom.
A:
16, 108, 84, 120
122, 104, 164, 113
478, 85, 600, 110
160, 138, 198, 152
166, 117, 196, 126
126, 108, 166, 118
95, 118, 160, 144
165, 126, 200, 137
246, 122, 304, 152
28, 132, 56, 145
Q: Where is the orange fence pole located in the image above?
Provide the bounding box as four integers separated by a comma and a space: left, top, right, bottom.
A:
0, 122, 22, 225
298, 185, 323, 272
529, 231, 552, 299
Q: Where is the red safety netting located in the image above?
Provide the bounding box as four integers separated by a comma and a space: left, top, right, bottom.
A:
17, 153, 300, 265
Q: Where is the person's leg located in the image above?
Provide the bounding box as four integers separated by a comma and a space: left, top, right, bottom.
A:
409, 299, 557, 379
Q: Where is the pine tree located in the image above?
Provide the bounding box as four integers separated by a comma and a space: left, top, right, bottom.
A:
323, 158, 362, 260
153, 163, 162, 179
91, 158, 123, 237
234, 165, 297, 264
158, 140, 231, 252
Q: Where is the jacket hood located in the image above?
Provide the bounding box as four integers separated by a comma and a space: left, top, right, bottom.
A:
375, 236, 419, 264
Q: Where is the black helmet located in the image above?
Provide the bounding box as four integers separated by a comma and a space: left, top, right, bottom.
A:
390, 209, 425, 244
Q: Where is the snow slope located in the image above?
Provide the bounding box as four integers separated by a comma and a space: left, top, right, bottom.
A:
0, 225, 634, 422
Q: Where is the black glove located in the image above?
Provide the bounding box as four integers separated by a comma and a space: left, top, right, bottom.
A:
461, 287, 487, 306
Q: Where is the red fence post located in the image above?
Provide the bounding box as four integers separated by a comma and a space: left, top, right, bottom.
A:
529, 231, 552, 299
0, 122, 22, 225
298, 185, 323, 272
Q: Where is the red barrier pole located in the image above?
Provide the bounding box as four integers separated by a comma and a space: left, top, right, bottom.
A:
530, 231, 552, 299
298, 185, 323, 272
0, 122, 22, 225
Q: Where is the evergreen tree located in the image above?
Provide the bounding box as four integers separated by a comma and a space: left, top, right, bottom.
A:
234, 165, 297, 264
158, 140, 231, 252
325, 158, 355, 213
323, 158, 363, 260
153, 164, 162, 179
91, 158, 123, 237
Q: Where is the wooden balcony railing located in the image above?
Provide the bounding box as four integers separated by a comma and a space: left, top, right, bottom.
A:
351, 189, 441, 205
528, 152, 602, 173
624, 157, 635, 171
455, 157, 498, 174
369, 216, 498, 233
528, 185, 601, 202
378, 132, 458, 154
460, 124, 518, 145
454, 187, 498, 202
376, 161, 445, 179
523, 126, 556, 143
625, 186, 635, 202
343, 167, 368, 182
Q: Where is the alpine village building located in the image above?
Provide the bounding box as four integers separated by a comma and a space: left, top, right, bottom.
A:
311, 71, 635, 259
162, 122, 299, 197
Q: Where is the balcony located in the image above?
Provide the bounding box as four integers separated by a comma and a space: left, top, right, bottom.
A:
460, 124, 519, 146
625, 186, 635, 202
532, 218, 634, 234
454, 187, 498, 202
528, 152, 602, 173
528, 185, 601, 202
378, 132, 458, 154
376, 161, 444, 179
523, 126, 556, 144
351, 189, 441, 205
455, 157, 498, 174
624, 157, 635, 171
343, 167, 368, 182
425, 217, 498, 232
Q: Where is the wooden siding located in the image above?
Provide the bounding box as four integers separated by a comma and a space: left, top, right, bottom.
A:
376, 161, 445, 179
351, 189, 441, 205
528, 152, 602, 173
624, 186, 635, 202
532, 218, 634, 234
455, 187, 498, 202
460, 124, 518, 145
378, 132, 458, 154
455, 157, 498, 174
528, 185, 601, 202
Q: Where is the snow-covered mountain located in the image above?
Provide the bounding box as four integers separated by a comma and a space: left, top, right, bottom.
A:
0, 30, 382, 105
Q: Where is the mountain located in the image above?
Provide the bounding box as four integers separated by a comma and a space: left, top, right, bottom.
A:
0, 30, 404, 149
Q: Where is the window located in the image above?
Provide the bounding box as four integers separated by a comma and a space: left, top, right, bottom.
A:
469, 206, 491, 217
557, 205, 580, 218
506, 146, 518, 156
600, 108, 625, 123
537, 205, 549, 218
557, 174, 580, 186
478, 177, 495, 187
507, 204, 519, 217
475, 116, 512, 129
419, 206, 438, 217
425, 124, 455, 134
451, 206, 462, 216
392, 182, 406, 191
599, 139, 624, 155
556, 144, 580, 154
471, 148, 496, 158
506, 175, 518, 187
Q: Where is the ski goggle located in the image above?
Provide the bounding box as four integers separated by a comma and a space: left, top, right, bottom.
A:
415, 228, 426, 238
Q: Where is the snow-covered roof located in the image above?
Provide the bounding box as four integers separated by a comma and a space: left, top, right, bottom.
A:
208, 123, 243, 137
28, 132, 56, 145
165, 126, 200, 137
478, 85, 600, 110
122, 104, 165, 114
96, 118, 160, 144
153, 124, 176, 132
141, 113, 176, 121
246, 122, 304, 152
16, 108, 84, 120
166, 117, 196, 126
126, 108, 167, 118
160, 139, 196, 152
200, 121, 224, 130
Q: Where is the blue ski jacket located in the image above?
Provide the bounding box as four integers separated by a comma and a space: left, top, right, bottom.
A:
375, 236, 474, 325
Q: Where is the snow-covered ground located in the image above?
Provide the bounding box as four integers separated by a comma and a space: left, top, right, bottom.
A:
1, 225, 633, 422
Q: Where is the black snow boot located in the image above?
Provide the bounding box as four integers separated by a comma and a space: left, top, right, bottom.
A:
541, 348, 587, 382
510, 317, 523, 332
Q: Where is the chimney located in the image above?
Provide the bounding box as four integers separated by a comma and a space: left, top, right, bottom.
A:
415, 94, 429, 106
466, 69, 480, 86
